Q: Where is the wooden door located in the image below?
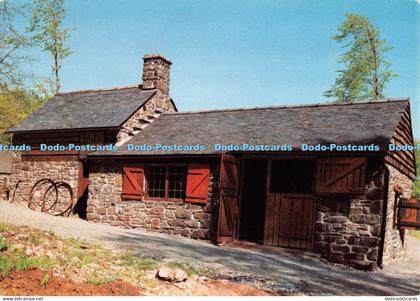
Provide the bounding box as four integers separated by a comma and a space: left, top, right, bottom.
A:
217, 154, 240, 243
77, 160, 89, 199
264, 193, 315, 250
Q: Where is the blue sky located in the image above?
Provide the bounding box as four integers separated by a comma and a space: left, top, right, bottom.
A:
17, 0, 419, 138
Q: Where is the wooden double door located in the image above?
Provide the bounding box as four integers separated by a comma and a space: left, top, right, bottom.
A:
217, 157, 316, 250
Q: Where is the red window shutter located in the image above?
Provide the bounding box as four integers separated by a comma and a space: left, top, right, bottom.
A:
122, 166, 145, 200
315, 157, 366, 194
398, 198, 420, 230
186, 164, 211, 204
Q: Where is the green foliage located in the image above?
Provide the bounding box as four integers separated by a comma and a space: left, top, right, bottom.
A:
28, 0, 73, 94
325, 13, 397, 102
0, 2, 55, 144
0, 88, 49, 144
0, 1, 32, 88
412, 140, 420, 199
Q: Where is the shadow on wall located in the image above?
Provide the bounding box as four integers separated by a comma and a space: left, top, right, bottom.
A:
73, 189, 88, 219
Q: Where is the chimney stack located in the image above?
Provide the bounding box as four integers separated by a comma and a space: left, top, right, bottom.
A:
141, 54, 172, 95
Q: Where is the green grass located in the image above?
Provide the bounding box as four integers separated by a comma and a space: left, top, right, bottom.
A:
0, 222, 219, 291
86, 271, 118, 286
0, 254, 14, 277
0, 249, 58, 278
40, 273, 50, 286
0, 237, 7, 251
121, 251, 159, 271
64, 250, 94, 268
64, 237, 84, 248
0, 223, 18, 232
121, 251, 136, 266
27, 232, 44, 245
166, 260, 215, 276
407, 230, 420, 240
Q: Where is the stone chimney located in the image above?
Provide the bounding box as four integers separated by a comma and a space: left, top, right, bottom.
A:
141, 54, 172, 95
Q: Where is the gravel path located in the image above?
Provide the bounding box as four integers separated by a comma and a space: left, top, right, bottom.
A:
0, 201, 418, 296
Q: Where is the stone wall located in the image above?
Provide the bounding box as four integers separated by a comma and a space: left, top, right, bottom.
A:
382, 164, 413, 266
8, 152, 79, 215
87, 159, 219, 241
314, 159, 386, 270
7, 90, 175, 216
0, 152, 12, 201
0, 174, 10, 201
116, 91, 176, 143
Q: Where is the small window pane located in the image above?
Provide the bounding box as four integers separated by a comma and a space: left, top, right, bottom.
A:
147, 166, 166, 198
168, 166, 187, 199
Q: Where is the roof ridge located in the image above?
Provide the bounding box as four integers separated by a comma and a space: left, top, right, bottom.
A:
55, 84, 145, 96
165, 98, 410, 116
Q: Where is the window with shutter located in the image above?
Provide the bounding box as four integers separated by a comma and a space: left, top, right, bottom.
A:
185, 164, 211, 204
398, 198, 420, 230
122, 166, 145, 200
145, 165, 187, 200
315, 157, 366, 194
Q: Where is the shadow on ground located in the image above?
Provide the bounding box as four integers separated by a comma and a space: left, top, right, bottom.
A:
98, 230, 419, 295
0, 201, 418, 296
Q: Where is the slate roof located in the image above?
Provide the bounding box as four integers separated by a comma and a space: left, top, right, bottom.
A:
8, 86, 156, 132
92, 98, 410, 156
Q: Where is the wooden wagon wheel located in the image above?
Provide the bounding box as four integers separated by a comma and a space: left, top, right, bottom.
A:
51, 181, 74, 217
28, 179, 57, 211
40, 182, 59, 212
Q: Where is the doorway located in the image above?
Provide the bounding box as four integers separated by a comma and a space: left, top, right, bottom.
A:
238, 159, 267, 243
264, 159, 316, 250
73, 160, 89, 219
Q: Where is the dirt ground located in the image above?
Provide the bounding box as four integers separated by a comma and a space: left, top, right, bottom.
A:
0, 201, 419, 296
0, 222, 273, 296
0, 268, 271, 296
0, 269, 142, 296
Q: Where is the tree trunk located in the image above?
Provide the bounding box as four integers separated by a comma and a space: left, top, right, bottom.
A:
55, 53, 59, 94
367, 29, 380, 99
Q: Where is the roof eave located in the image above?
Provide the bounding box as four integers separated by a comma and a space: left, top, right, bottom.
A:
7, 125, 120, 134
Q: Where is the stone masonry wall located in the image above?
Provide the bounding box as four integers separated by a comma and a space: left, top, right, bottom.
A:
382, 164, 413, 266
0, 174, 10, 201
0, 152, 12, 201
6, 90, 175, 215
87, 159, 219, 241
116, 91, 176, 143
8, 152, 79, 215
314, 160, 386, 270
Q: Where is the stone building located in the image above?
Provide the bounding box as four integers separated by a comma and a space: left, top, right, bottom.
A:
4, 54, 418, 270
0, 153, 12, 201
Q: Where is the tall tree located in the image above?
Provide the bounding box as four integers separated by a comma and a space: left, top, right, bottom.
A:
0, 90, 47, 144
28, 0, 72, 94
324, 14, 396, 102
0, 1, 31, 90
